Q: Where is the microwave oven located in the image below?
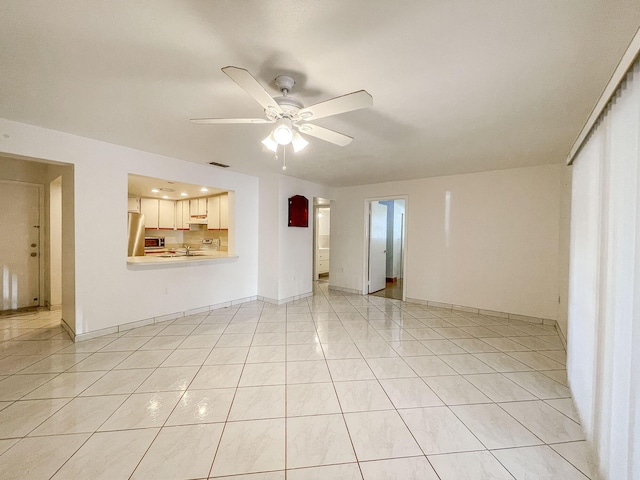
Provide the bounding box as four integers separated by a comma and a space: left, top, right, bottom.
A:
144, 237, 166, 249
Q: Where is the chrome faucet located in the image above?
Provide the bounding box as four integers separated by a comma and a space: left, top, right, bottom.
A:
184, 245, 191, 256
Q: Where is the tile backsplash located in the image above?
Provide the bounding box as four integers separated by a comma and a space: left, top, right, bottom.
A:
184, 229, 228, 252
144, 229, 228, 251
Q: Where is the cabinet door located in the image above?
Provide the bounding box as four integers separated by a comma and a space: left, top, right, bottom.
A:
207, 196, 220, 230
175, 200, 188, 229
189, 199, 198, 218
158, 200, 175, 229
219, 193, 229, 229
140, 198, 159, 229
198, 198, 207, 216
318, 259, 329, 274
189, 198, 208, 217
127, 197, 140, 213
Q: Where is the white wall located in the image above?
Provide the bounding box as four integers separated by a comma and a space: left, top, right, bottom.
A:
0, 155, 47, 183
331, 164, 566, 319
317, 208, 330, 236
258, 173, 331, 303
0, 118, 259, 336
568, 60, 640, 480
45, 163, 75, 330
392, 200, 405, 279
257, 174, 280, 301
49, 176, 62, 308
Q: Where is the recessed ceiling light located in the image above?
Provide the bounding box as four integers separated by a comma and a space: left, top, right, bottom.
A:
162, 195, 169, 199
200, 187, 209, 192
151, 188, 159, 193
180, 192, 188, 196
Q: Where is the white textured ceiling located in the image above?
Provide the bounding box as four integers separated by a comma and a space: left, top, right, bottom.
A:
1, 1, 638, 187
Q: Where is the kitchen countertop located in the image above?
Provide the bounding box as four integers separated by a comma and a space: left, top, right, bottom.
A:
127, 251, 238, 266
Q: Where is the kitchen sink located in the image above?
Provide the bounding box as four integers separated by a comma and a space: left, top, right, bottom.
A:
158, 253, 186, 258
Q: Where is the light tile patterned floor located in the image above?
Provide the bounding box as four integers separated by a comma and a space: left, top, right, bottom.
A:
0, 282, 598, 479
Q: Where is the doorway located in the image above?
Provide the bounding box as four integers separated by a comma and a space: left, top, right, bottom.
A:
366, 198, 406, 300
0, 155, 73, 333
313, 198, 331, 283
0, 180, 43, 312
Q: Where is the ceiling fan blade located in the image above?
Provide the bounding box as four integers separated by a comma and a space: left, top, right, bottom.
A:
190, 118, 274, 125
222, 66, 283, 116
297, 124, 353, 146
297, 90, 372, 121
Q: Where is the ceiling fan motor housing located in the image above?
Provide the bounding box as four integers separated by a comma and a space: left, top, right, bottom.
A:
275, 75, 295, 94
270, 95, 304, 119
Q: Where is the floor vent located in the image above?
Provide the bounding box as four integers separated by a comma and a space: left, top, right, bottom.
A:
209, 161, 230, 168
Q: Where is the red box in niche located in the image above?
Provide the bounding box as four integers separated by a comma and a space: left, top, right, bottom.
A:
288, 195, 309, 227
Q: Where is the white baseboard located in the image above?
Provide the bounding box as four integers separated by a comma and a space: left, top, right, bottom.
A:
328, 285, 363, 295
72, 295, 259, 342
405, 297, 557, 328
258, 291, 313, 305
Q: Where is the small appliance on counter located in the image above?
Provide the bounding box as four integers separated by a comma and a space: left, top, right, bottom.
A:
144, 236, 166, 254
201, 238, 220, 250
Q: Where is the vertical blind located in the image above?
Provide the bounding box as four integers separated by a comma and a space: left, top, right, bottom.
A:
568, 59, 640, 480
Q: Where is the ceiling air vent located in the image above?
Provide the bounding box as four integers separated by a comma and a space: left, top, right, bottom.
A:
209, 161, 230, 168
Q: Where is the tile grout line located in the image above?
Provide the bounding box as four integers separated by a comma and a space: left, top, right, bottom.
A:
127, 325, 207, 478
206, 303, 258, 479
0, 288, 583, 479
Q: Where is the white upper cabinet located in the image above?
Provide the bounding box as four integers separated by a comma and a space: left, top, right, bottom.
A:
176, 199, 190, 230
127, 197, 140, 213
140, 198, 159, 229
208, 196, 220, 230
158, 199, 175, 229
220, 193, 229, 229
190, 198, 207, 217
205, 193, 228, 230
189, 198, 208, 225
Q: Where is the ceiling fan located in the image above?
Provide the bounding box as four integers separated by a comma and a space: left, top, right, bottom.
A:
190, 66, 373, 153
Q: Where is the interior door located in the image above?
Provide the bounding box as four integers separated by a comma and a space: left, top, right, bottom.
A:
0, 182, 40, 310
368, 201, 387, 293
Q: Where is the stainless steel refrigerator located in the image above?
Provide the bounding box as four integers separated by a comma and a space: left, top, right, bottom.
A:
127, 212, 145, 256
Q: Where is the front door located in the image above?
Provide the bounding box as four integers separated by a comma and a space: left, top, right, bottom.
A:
368, 201, 387, 293
0, 182, 40, 310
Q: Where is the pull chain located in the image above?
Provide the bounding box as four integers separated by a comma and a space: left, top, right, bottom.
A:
282, 145, 287, 171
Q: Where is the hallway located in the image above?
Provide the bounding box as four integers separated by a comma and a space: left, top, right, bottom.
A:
369, 279, 404, 301
0, 289, 595, 479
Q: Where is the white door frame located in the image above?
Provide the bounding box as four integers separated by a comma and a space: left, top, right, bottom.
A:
362, 195, 408, 300
312, 201, 331, 282
0, 179, 45, 308
312, 204, 321, 281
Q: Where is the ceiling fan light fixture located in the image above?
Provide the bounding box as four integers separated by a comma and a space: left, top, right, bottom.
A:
261, 133, 278, 152
292, 132, 309, 152
273, 118, 293, 145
